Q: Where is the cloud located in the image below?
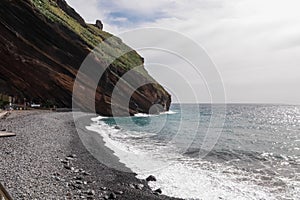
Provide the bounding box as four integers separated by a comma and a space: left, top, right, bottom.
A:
106, 10, 166, 27
65, 0, 103, 22
66, 0, 300, 104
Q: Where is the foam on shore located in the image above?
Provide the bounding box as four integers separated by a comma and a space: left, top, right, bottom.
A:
86, 117, 295, 200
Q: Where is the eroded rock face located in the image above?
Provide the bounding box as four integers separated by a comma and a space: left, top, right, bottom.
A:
0, 0, 171, 116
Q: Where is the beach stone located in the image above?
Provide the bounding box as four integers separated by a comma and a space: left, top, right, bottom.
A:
5, 151, 11, 155
135, 183, 144, 190
60, 159, 69, 164
154, 188, 162, 194
75, 176, 83, 180
114, 125, 120, 130
76, 180, 83, 185
53, 172, 61, 176
109, 192, 117, 199
100, 187, 107, 190
104, 195, 109, 200
72, 183, 82, 189
86, 189, 95, 196
154, 192, 160, 196
146, 175, 157, 182
66, 192, 72, 197
64, 165, 74, 170
115, 190, 123, 195
68, 154, 77, 158
83, 171, 91, 176
66, 156, 75, 161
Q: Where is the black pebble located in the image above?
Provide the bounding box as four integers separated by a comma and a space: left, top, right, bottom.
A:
109, 192, 117, 199
154, 188, 162, 194
146, 175, 157, 182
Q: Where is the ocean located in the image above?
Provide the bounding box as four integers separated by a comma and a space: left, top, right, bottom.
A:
87, 104, 300, 200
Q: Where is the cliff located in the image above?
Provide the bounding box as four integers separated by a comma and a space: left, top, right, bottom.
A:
0, 0, 171, 116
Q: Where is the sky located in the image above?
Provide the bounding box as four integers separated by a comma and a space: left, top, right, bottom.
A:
66, 0, 300, 105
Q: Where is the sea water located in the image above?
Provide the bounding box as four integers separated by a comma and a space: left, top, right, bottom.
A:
87, 104, 300, 200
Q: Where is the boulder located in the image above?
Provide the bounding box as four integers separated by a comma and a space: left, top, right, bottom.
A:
95, 20, 103, 30
154, 188, 162, 194
146, 175, 157, 182
109, 192, 117, 199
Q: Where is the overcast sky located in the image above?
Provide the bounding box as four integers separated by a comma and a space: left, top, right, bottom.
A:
66, 0, 300, 105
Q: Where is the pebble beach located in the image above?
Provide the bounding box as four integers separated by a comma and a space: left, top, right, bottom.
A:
0, 111, 180, 200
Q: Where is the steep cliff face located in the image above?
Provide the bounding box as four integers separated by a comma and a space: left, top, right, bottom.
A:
0, 0, 171, 116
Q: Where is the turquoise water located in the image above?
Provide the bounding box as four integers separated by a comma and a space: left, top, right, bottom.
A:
89, 104, 300, 199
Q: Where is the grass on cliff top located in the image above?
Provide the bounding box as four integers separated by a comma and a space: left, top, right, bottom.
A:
30, 0, 147, 75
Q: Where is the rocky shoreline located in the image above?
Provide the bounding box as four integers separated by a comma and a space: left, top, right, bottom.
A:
0, 111, 181, 200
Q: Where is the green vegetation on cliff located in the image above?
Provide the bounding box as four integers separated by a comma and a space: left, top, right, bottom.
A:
0, 0, 171, 115
30, 0, 144, 73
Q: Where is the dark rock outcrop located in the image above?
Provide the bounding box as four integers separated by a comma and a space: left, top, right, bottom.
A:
95, 19, 103, 30
154, 188, 162, 194
146, 175, 157, 182
0, 0, 171, 116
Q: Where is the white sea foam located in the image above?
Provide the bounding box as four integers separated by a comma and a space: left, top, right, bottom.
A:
86, 117, 299, 200
143, 163, 273, 200
134, 110, 177, 117
86, 121, 170, 173
160, 110, 177, 115
161, 110, 177, 115
134, 113, 157, 117
91, 115, 108, 122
